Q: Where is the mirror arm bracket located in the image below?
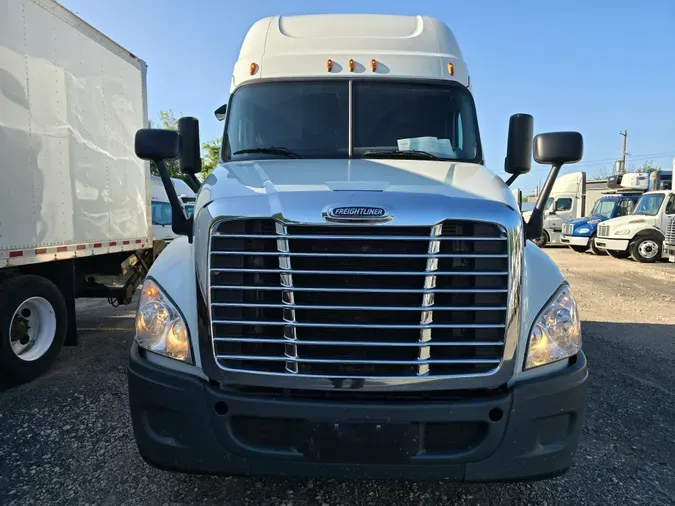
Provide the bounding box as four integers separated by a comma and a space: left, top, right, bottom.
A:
526, 163, 563, 240
505, 174, 519, 187
156, 159, 193, 240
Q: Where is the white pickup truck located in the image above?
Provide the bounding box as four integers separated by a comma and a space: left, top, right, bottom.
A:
595, 190, 675, 262
126, 14, 588, 482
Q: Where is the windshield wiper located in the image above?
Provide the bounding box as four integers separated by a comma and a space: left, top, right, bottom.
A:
361, 149, 440, 161
233, 147, 302, 159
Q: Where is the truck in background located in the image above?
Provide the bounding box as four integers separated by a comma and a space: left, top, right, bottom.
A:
127, 14, 587, 481
0, 0, 153, 384
595, 189, 675, 262
559, 172, 651, 254
522, 173, 608, 247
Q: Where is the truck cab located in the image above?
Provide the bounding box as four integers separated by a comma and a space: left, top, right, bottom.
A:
595, 190, 675, 262
127, 14, 587, 481
561, 194, 639, 254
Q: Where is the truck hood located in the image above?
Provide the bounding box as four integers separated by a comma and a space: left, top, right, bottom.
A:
566, 215, 606, 226
201, 159, 518, 208
601, 215, 651, 227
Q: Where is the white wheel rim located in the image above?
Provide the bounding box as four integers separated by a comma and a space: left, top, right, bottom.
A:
9, 297, 57, 361
638, 240, 659, 259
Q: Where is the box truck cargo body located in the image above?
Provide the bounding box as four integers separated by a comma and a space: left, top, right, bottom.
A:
0, 0, 153, 383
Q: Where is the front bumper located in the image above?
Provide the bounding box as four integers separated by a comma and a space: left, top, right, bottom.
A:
594, 237, 629, 251
128, 344, 588, 481
561, 235, 590, 247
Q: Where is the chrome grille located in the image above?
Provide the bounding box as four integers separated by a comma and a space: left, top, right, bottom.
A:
562, 223, 574, 235
598, 224, 610, 237
209, 219, 509, 378
666, 217, 675, 245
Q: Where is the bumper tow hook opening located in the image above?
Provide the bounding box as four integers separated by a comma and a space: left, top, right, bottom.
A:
489, 407, 504, 422
214, 401, 229, 416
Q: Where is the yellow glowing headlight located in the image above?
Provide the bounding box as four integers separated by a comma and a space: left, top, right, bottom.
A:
525, 285, 581, 369
135, 279, 192, 363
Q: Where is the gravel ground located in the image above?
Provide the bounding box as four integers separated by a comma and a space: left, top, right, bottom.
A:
1, 248, 674, 505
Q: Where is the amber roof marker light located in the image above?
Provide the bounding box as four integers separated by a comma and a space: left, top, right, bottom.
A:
447, 62, 454, 76
349, 59, 355, 72
249, 62, 257, 75
326, 59, 333, 72
371, 59, 377, 72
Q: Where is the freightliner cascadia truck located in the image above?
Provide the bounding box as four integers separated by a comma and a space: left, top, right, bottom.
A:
127, 14, 588, 481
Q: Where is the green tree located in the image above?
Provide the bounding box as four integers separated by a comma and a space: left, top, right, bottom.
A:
630, 160, 660, 173
201, 137, 222, 177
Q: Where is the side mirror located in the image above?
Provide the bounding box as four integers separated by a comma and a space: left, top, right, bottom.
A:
533, 132, 583, 165
134, 128, 192, 240
526, 131, 584, 241
504, 114, 533, 185
178, 117, 201, 175
214, 104, 227, 121
135, 129, 181, 161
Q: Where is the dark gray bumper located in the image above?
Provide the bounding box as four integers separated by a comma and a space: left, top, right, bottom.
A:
128, 344, 587, 481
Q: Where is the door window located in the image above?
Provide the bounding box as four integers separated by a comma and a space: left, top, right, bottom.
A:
665, 195, 675, 215
616, 199, 635, 217
555, 198, 572, 212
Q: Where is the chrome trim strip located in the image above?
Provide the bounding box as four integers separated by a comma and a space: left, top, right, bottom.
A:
418, 224, 442, 375
276, 222, 299, 374
212, 320, 504, 329
212, 233, 506, 241
212, 302, 507, 311
216, 355, 501, 365
212, 251, 507, 258
211, 268, 507, 276
213, 337, 504, 347
211, 285, 508, 294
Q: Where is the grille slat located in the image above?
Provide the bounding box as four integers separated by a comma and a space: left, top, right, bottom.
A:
209, 219, 508, 378
666, 218, 675, 244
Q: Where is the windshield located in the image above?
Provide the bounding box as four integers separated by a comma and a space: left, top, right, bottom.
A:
223, 80, 481, 162
634, 193, 665, 216
590, 199, 617, 219
152, 201, 172, 226
544, 197, 553, 211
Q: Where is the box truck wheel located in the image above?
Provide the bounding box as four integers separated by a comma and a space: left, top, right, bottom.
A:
630, 235, 662, 263
0, 275, 67, 385
589, 235, 605, 256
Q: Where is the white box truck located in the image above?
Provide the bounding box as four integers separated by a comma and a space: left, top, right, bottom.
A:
0, 0, 154, 383
128, 14, 588, 481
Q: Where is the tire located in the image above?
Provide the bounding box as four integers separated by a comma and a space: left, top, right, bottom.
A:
630, 235, 662, 263
569, 245, 587, 253
607, 249, 630, 259
589, 235, 606, 256
0, 275, 67, 385
532, 231, 549, 248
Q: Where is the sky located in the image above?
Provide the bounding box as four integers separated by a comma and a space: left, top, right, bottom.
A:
59, 0, 675, 195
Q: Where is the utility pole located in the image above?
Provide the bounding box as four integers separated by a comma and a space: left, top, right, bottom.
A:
619, 130, 628, 174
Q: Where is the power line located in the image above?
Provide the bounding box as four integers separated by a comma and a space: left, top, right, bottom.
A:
528, 151, 675, 174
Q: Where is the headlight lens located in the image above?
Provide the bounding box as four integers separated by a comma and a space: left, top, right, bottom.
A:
135, 279, 192, 362
615, 228, 631, 235
525, 285, 581, 369
576, 227, 590, 234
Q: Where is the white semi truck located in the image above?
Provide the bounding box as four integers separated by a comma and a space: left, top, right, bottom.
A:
0, 0, 154, 383
595, 189, 675, 262
128, 14, 588, 481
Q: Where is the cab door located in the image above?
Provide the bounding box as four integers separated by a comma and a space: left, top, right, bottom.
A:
615, 198, 636, 218
547, 195, 574, 235
661, 194, 675, 233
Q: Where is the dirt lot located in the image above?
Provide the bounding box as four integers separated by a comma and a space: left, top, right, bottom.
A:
1, 247, 674, 505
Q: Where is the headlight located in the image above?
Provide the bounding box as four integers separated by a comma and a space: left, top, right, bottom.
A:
525, 284, 581, 369
576, 227, 590, 234
614, 228, 631, 235
135, 279, 192, 363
